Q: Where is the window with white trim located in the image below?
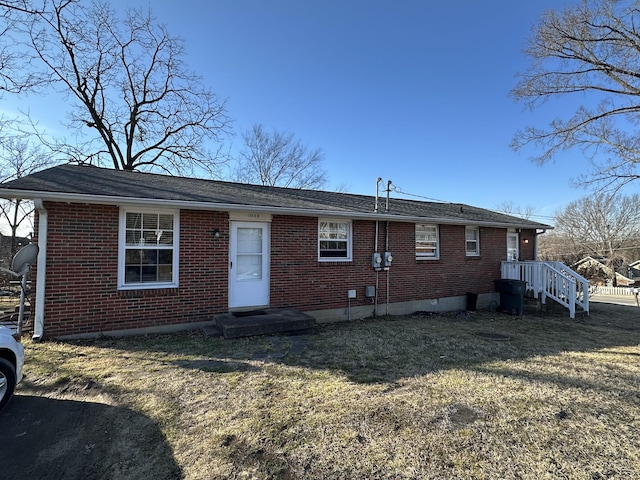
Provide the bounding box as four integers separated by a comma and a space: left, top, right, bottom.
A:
119, 208, 179, 288
416, 224, 439, 259
465, 226, 480, 256
318, 219, 352, 261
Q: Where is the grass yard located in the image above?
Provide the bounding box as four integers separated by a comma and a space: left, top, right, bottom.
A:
8, 302, 640, 479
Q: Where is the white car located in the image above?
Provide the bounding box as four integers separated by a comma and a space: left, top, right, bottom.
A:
0, 326, 24, 412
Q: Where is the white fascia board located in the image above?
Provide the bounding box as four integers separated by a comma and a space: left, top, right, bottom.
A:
0, 188, 551, 230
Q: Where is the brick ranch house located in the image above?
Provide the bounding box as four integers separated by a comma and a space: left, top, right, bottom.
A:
0, 164, 550, 339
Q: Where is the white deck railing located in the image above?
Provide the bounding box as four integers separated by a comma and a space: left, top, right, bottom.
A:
500, 261, 589, 318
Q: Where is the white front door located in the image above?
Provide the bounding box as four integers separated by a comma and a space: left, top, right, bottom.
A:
507, 232, 519, 261
229, 221, 270, 308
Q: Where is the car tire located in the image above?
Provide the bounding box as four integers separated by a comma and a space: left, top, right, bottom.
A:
0, 357, 17, 413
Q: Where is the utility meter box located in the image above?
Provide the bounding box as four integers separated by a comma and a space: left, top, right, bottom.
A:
365, 285, 376, 297
383, 251, 393, 267
372, 252, 382, 269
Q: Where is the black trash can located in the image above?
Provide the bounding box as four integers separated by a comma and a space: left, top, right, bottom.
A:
466, 292, 478, 311
493, 279, 526, 316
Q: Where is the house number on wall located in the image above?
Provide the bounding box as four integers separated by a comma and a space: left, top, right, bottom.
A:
229, 211, 272, 222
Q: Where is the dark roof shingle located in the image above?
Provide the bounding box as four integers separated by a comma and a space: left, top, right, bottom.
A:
0, 164, 551, 229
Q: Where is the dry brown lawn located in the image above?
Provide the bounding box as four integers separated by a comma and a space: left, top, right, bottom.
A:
7, 301, 640, 479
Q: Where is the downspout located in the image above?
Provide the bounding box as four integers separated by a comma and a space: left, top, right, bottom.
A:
32, 199, 47, 341
534, 229, 546, 261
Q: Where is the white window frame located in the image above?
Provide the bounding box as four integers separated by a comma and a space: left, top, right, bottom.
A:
416, 224, 439, 260
465, 226, 480, 256
118, 207, 180, 289
318, 218, 352, 262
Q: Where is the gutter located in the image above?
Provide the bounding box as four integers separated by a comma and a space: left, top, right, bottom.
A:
0, 188, 552, 231
32, 199, 47, 340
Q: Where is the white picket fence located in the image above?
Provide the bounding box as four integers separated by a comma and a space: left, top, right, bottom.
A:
590, 286, 639, 296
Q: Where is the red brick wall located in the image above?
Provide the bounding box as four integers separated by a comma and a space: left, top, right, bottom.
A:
34, 203, 536, 337
36, 203, 229, 337
270, 217, 529, 311
519, 230, 536, 260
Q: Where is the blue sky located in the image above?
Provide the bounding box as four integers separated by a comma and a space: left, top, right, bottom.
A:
6, 0, 597, 223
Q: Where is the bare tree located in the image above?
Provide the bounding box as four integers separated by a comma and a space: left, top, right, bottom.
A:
234, 124, 328, 189
0, 135, 52, 253
0, 1, 45, 93
9, 0, 229, 175
553, 192, 640, 282
537, 231, 585, 264
511, 0, 640, 192
494, 201, 535, 220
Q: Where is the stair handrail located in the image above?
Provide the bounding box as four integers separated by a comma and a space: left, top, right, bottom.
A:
542, 261, 589, 315
538, 262, 576, 318
500, 260, 589, 318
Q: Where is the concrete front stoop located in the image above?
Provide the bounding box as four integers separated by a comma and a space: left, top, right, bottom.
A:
213, 308, 316, 339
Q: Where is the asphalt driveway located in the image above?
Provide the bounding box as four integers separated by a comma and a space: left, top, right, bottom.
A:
1, 392, 181, 480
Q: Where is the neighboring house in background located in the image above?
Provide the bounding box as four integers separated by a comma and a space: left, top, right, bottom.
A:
572, 256, 638, 287
0, 164, 551, 339
0, 234, 31, 264
627, 260, 640, 284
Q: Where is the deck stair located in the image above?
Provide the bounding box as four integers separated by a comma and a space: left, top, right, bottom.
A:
214, 308, 316, 339
501, 261, 589, 318
521, 294, 568, 316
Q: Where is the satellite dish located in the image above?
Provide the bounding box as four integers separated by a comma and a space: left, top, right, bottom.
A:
11, 244, 39, 276
0, 243, 39, 338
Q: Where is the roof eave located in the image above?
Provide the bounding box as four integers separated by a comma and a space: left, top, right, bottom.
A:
0, 188, 551, 230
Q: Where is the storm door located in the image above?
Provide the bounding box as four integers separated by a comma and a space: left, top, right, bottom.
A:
507, 232, 519, 261
229, 221, 270, 308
